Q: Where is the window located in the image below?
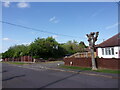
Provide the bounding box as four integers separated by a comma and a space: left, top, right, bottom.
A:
105, 47, 114, 55
102, 48, 104, 55
108, 48, 111, 55
105, 48, 111, 55
111, 48, 114, 55
105, 48, 108, 55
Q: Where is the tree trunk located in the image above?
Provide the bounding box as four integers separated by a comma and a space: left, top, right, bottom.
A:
91, 48, 97, 70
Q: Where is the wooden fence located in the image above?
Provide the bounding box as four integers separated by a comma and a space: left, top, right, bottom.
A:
3, 56, 33, 62
67, 52, 96, 58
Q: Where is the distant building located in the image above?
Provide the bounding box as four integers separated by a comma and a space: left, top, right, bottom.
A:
96, 33, 120, 58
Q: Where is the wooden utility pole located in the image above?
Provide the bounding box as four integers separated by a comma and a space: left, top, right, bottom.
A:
86, 32, 99, 70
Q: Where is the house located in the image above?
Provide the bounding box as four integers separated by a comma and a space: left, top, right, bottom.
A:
96, 33, 120, 58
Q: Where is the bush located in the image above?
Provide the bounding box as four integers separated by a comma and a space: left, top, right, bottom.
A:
96, 56, 99, 58
112, 57, 115, 59
32, 56, 39, 59
48, 58, 56, 61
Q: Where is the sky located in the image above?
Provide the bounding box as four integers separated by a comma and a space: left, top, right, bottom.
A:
1, 2, 118, 53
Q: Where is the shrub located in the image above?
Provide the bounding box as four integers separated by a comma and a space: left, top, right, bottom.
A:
96, 56, 99, 58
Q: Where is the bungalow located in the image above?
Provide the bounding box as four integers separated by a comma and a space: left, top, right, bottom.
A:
96, 33, 120, 58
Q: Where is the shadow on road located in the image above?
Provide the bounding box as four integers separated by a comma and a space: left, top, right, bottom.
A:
2, 70, 8, 73
2, 74, 26, 81
39, 70, 81, 88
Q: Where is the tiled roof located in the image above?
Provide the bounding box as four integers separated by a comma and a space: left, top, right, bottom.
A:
97, 33, 120, 48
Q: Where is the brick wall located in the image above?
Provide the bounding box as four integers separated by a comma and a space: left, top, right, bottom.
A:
64, 58, 120, 70
64, 58, 92, 68
96, 58, 120, 70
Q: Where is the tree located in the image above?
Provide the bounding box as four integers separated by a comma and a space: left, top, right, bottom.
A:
61, 40, 87, 54
79, 41, 87, 52
29, 37, 66, 59
2, 44, 30, 58
86, 32, 99, 70
2, 36, 87, 60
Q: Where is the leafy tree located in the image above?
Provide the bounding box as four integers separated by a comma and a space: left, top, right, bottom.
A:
61, 40, 87, 54
79, 41, 87, 52
2, 44, 29, 58
0, 53, 2, 59
2, 37, 87, 60
29, 37, 65, 59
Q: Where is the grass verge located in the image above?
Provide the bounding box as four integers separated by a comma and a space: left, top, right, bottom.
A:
60, 65, 120, 74
2, 62, 31, 65
60, 65, 91, 71
95, 69, 120, 74
44, 61, 63, 63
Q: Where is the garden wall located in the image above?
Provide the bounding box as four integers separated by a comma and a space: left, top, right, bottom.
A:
64, 58, 120, 70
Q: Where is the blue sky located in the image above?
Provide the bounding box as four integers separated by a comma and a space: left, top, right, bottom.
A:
1, 2, 118, 52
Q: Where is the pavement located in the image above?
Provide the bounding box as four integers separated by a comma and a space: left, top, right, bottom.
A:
11, 61, 120, 79
2, 62, 120, 88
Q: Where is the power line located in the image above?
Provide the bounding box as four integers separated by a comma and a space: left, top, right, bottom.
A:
0, 20, 104, 40
0, 21, 86, 39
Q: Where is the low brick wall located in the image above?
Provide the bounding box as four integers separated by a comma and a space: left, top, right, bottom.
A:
96, 58, 120, 70
64, 58, 92, 68
64, 58, 120, 70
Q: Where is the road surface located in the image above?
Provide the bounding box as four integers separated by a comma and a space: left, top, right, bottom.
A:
2, 63, 119, 88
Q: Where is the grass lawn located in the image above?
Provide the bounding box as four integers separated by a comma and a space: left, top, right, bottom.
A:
60, 65, 120, 74
2, 62, 31, 65
95, 69, 120, 74
45, 61, 63, 63
60, 65, 91, 71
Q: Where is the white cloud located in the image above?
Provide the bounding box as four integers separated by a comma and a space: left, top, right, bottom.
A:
54, 20, 59, 23
49, 16, 59, 23
105, 23, 118, 30
21, 42, 31, 45
2, 38, 19, 43
49, 16, 56, 22
3, 1, 10, 7
52, 35, 58, 38
2, 38, 10, 41
17, 2, 30, 8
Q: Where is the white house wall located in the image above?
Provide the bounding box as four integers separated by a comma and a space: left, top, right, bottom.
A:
114, 47, 119, 58
97, 46, 120, 58
118, 47, 120, 58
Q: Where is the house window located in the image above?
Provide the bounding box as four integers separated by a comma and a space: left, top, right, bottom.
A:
111, 48, 114, 55
108, 48, 111, 55
105, 48, 111, 55
105, 48, 108, 55
102, 48, 104, 55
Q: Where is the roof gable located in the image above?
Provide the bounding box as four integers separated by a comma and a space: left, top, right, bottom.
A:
97, 33, 120, 48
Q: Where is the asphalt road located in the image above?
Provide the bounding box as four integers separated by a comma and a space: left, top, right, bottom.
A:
2, 63, 119, 88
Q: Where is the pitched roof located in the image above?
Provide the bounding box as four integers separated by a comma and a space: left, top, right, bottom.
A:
97, 33, 120, 48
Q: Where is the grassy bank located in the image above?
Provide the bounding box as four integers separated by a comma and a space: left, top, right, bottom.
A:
60, 65, 120, 74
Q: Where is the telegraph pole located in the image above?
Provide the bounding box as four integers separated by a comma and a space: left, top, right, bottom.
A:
86, 32, 99, 70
